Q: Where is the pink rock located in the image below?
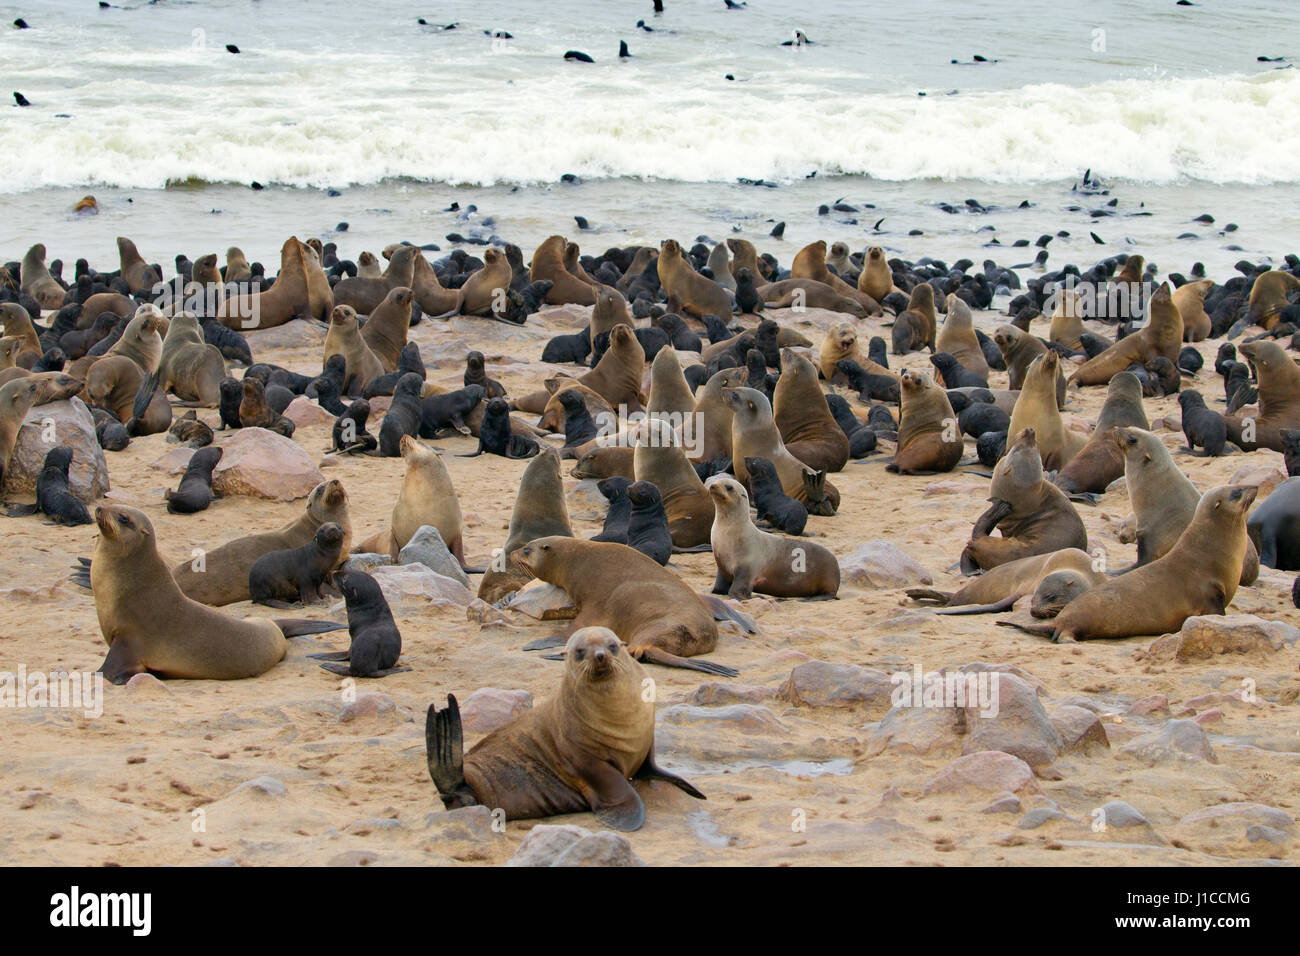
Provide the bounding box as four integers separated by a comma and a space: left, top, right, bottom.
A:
150, 446, 196, 474
124, 673, 169, 695
211, 427, 325, 501
923, 751, 1038, 797
1127, 694, 1169, 715
459, 688, 533, 735
340, 692, 396, 722
1229, 464, 1286, 498
283, 395, 337, 429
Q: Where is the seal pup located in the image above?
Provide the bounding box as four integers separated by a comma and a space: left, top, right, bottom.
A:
425, 627, 706, 830
308, 569, 408, 678
744, 455, 808, 535
249, 523, 345, 608
165, 446, 222, 514
706, 475, 838, 599
625, 481, 673, 566
1247, 476, 1300, 570
3, 445, 91, 525
515, 538, 737, 676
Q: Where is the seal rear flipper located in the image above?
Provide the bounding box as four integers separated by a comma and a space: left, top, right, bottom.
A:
631, 645, 739, 677
274, 619, 346, 637
307, 650, 351, 661
69, 558, 93, 590
4, 504, 40, 517
425, 697, 477, 808
1065, 492, 1101, 506
585, 766, 646, 832
671, 543, 712, 553
905, 587, 954, 605
98, 640, 145, 685
994, 619, 1059, 639
636, 750, 706, 800
131, 370, 162, 421
933, 595, 1019, 615
699, 593, 757, 633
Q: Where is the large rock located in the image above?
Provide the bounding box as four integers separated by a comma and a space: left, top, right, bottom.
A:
1121, 719, 1217, 763
459, 688, 533, 734
211, 427, 324, 501
1049, 704, 1111, 754
505, 824, 644, 867
923, 752, 1039, 798
566, 479, 608, 522
283, 395, 336, 429
8, 398, 109, 502
961, 672, 1062, 768
838, 540, 932, 589
1143, 614, 1299, 662
368, 564, 477, 609
398, 525, 471, 588
777, 660, 896, 715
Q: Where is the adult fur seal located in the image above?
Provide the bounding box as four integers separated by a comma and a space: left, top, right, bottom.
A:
994, 324, 1065, 406
331, 244, 417, 316
658, 239, 732, 320
1247, 476, 1300, 570
425, 627, 705, 830
116, 237, 161, 294
728, 386, 839, 514
632, 417, 714, 548
324, 305, 385, 395
165, 445, 222, 514
691, 365, 745, 464
360, 286, 414, 371
1054, 370, 1147, 494
1244, 270, 1300, 331
1224, 340, 1300, 452
1002, 485, 1257, 642
1006, 351, 1086, 470
961, 428, 1087, 573
790, 240, 878, 312
139, 311, 225, 407
357, 434, 466, 563
772, 347, 848, 473
857, 245, 895, 303
478, 448, 573, 602
515, 538, 737, 676
1173, 278, 1214, 342
0, 377, 40, 488
1070, 283, 1183, 386
88, 505, 343, 682
889, 369, 962, 475
530, 235, 597, 306
706, 475, 838, 599
646, 346, 697, 422
907, 547, 1104, 615
937, 294, 990, 380
1115, 426, 1258, 584
217, 237, 331, 329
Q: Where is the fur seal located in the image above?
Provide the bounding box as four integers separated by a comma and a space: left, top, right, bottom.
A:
1244, 270, 1300, 331
478, 448, 573, 602
331, 244, 417, 315
646, 346, 697, 422
0, 377, 41, 488
530, 236, 597, 306
1070, 282, 1182, 386
88, 505, 342, 681
993, 324, 1064, 406
1054, 371, 1147, 493
937, 294, 990, 380
790, 240, 878, 312
857, 245, 895, 303
139, 311, 224, 407
1007, 351, 1086, 469
1173, 278, 1214, 342
165, 446, 222, 514
706, 475, 838, 598
889, 369, 962, 475
772, 347, 848, 473
217, 237, 330, 329
3, 445, 91, 525
1003, 485, 1257, 642
360, 286, 414, 370
116, 237, 161, 294
1224, 340, 1300, 452
324, 305, 385, 395
659, 239, 732, 320
1246, 476, 1300, 570
727, 386, 839, 513
624, 481, 673, 566
20, 243, 66, 310
249, 523, 345, 607
691, 366, 745, 464
308, 568, 408, 677
515, 538, 736, 676
630, 418, 714, 549
908, 547, 1104, 615
425, 627, 706, 830
961, 428, 1088, 572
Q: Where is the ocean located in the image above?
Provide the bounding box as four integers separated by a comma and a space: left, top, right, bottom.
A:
3, 0, 1298, 275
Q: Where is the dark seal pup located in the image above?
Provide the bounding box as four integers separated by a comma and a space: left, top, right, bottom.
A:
248, 523, 345, 608
4, 445, 91, 525
744, 455, 808, 535
308, 569, 408, 678
461, 397, 539, 458
625, 481, 673, 566
165, 446, 223, 515
1177, 390, 1227, 456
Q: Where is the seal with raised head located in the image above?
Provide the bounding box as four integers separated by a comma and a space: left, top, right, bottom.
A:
360, 286, 414, 371
323, 304, 385, 395
165, 445, 222, 514
331, 244, 417, 316
1006, 351, 1086, 470
515, 538, 737, 676
530, 235, 598, 306
857, 245, 895, 303
478, 448, 573, 602
1054, 370, 1147, 494
728, 386, 840, 513
658, 239, 732, 320
216, 237, 330, 329
772, 347, 848, 473
138, 311, 225, 407
1224, 340, 1300, 452
308, 568, 408, 677
249, 522, 345, 607
632, 417, 714, 548
425, 626, 706, 830
937, 294, 991, 381
3, 444, 91, 525
1070, 282, 1183, 386
87, 505, 343, 681
706, 475, 838, 599
889, 369, 963, 475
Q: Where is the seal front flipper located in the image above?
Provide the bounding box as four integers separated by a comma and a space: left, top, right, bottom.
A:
995, 619, 1060, 640
636, 748, 706, 800
308, 650, 351, 661
98, 640, 146, 685
583, 764, 646, 832
523, 633, 568, 651
274, 619, 346, 637
905, 587, 954, 605
933, 595, 1019, 615
425, 697, 477, 809
631, 645, 739, 677
699, 594, 757, 633
711, 568, 732, 595
4, 504, 39, 517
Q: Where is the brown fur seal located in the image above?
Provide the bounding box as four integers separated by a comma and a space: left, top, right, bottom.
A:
658, 239, 732, 320
758, 278, 867, 318
410, 251, 460, 316
897, 283, 937, 352
857, 245, 895, 303
0, 303, 43, 367
1070, 282, 1183, 386
75, 292, 134, 328
572, 444, 635, 480
356, 435, 465, 563
360, 286, 414, 370
646, 347, 697, 422
357, 251, 382, 278
790, 240, 879, 313
1246, 270, 1300, 330
116, 237, 161, 294
424, 626, 705, 830
1173, 279, 1214, 342
994, 323, 1066, 406
538, 381, 615, 434
727, 386, 839, 513
706, 475, 839, 599
1224, 340, 1300, 452
217, 237, 329, 329
691, 366, 745, 463
1053, 370, 1147, 494
1115, 426, 1258, 584
531, 235, 597, 306
515, 537, 736, 676
88, 504, 341, 681
726, 238, 764, 284
889, 369, 962, 475
576, 323, 645, 412
818, 323, 894, 382
331, 244, 417, 315
225, 247, 251, 283
961, 428, 1087, 572
1007, 351, 1086, 470
170, 479, 351, 606
773, 348, 849, 473
937, 294, 990, 380
589, 287, 632, 347
455, 247, 514, 317
1047, 289, 1087, 351
908, 547, 1104, 615
142, 311, 225, 407
478, 448, 574, 603
324, 304, 385, 394
20, 243, 67, 309
1004, 485, 1257, 642
632, 418, 714, 548
0, 377, 40, 488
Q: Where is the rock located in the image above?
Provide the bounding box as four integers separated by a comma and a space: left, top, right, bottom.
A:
459, 688, 533, 734
9, 398, 109, 501
566, 479, 608, 522
149, 446, 195, 474
1019, 807, 1069, 829
1097, 800, 1149, 829
1179, 802, 1294, 831
327, 849, 380, 867
339, 692, 396, 722
981, 793, 1022, 814
368, 564, 477, 608
1121, 718, 1217, 763
398, 525, 471, 587
1246, 825, 1290, 845
506, 583, 576, 620
777, 660, 896, 715
867, 703, 961, 757
1049, 705, 1110, 754
961, 672, 1062, 768
283, 395, 336, 429
211, 427, 324, 501
244, 318, 327, 351
923, 751, 1038, 798
686, 683, 776, 706
922, 481, 984, 497
1229, 463, 1287, 498
839, 540, 932, 589
342, 553, 391, 574
1126, 694, 1169, 715
660, 704, 787, 735
1144, 614, 1299, 662
123, 673, 169, 696
505, 824, 644, 867
232, 776, 287, 798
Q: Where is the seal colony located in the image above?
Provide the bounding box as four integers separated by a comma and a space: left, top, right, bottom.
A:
3, 224, 1299, 862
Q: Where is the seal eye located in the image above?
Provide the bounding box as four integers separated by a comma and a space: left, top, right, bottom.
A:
575, 648, 584, 660
608, 643, 619, 654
